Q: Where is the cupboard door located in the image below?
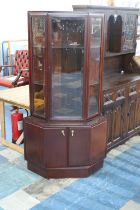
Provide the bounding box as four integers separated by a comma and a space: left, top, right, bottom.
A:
104, 108, 113, 146
103, 91, 114, 147
44, 128, 67, 168
69, 127, 90, 166
112, 99, 125, 143
135, 96, 140, 128
127, 98, 137, 133
24, 121, 44, 166
29, 14, 46, 118
90, 121, 107, 162
127, 86, 137, 133
122, 14, 137, 52
103, 89, 125, 149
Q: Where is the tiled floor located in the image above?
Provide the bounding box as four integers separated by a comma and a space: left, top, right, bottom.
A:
1, 87, 140, 210
0, 136, 140, 210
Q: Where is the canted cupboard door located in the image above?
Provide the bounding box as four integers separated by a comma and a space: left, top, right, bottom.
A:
24, 121, 44, 167
90, 121, 107, 161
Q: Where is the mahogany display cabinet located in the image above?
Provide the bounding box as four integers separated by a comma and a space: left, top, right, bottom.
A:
73, 6, 140, 150
24, 12, 107, 178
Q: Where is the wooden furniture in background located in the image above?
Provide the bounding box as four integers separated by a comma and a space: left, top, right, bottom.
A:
73, 5, 140, 150
0, 85, 29, 154
24, 12, 107, 178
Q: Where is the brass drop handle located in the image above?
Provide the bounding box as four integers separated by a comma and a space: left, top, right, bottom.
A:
71, 130, 74, 137
61, 130, 65, 136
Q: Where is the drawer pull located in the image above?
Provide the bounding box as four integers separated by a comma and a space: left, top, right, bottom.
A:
71, 130, 74, 137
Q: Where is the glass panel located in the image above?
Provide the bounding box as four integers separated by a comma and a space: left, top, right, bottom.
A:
51, 17, 85, 118
88, 17, 102, 117
32, 16, 45, 116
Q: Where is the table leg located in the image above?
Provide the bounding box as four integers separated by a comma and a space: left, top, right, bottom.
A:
0, 100, 24, 154
0, 100, 6, 141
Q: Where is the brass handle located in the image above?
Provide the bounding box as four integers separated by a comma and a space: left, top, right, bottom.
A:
71, 130, 74, 137
61, 130, 65, 136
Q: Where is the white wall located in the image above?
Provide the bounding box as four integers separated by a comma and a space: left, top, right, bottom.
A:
0, 0, 139, 41
0, 0, 91, 41
0, 0, 92, 64
0, 0, 140, 64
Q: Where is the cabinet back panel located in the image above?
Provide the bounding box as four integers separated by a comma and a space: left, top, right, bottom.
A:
104, 56, 123, 74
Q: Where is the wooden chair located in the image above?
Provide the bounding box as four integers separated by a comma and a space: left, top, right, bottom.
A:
0, 50, 29, 88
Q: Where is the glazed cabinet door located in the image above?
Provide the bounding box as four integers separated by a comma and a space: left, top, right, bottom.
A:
48, 14, 86, 120
28, 12, 47, 118
88, 14, 104, 117
69, 127, 90, 166
44, 127, 67, 168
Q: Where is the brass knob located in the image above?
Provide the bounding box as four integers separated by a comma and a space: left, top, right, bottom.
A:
71, 130, 74, 137
61, 130, 65, 136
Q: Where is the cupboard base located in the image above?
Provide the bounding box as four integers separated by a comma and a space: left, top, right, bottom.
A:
27, 160, 104, 178
24, 116, 107, 178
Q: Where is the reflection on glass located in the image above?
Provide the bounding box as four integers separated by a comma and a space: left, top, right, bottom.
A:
88, 85, 99, 115
32, 16, 45, 47
88, 17, 102, 117
34, 85, 45, 115
32, 16, 45, 117
91, 18, 101, 49
51, 17, 85, 118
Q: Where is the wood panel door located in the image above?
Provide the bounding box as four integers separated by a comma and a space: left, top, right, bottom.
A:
24, 121, 44, 167
127, 89, 137, 134
111, 98, 125, 143
127, 99, 137, 133
135, 96, 140, 129
69, 127, 90, 166
90, 121, 107, 162
104, 108, 113, 147
44, 127, 67, 168
103, 89, 126, 149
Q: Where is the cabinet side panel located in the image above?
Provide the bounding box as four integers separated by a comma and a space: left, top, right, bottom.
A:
24, 120, 44, 166
90, 121, 107, 161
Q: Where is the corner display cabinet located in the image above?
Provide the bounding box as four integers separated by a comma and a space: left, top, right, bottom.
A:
24, 11, 107, 178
